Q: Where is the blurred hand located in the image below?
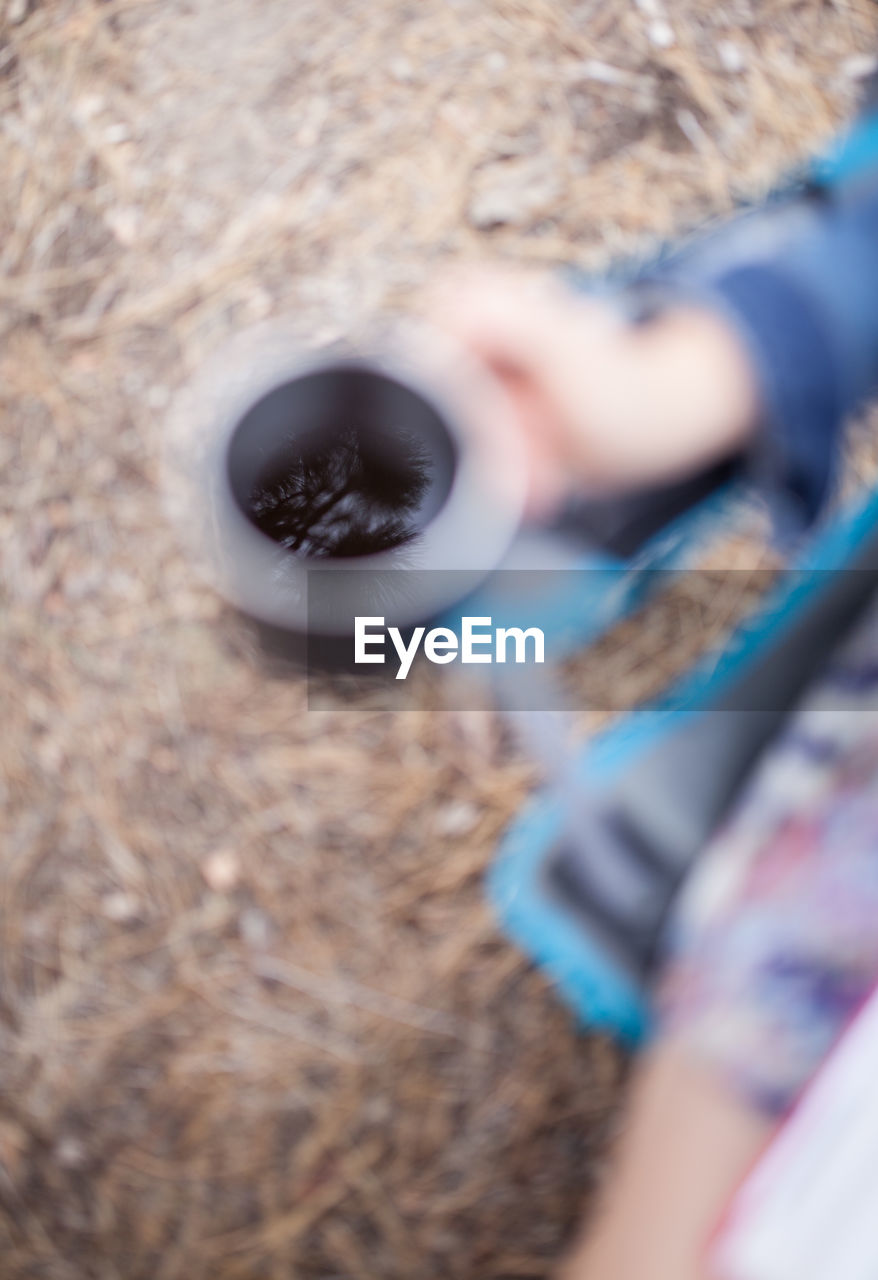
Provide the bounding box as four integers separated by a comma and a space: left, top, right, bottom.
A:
429, 268, 761, 517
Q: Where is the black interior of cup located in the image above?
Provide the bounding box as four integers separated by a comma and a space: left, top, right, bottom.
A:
226, 364, 458, 560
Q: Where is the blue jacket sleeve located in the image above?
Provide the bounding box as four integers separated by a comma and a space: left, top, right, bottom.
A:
642, 135, 878, 537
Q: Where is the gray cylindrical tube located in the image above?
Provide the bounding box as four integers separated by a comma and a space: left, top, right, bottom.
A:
163, 320, 529, 648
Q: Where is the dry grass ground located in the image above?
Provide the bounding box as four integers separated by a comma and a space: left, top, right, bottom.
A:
2, 1, 878, 1277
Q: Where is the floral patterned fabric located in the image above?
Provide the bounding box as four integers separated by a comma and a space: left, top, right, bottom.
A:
657, 587, 878, 1116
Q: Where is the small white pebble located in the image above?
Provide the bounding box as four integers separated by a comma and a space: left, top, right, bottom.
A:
436, 801, 479, 838
104, 123, 130, 145
718, 40, 746, 73
76, 93, 105, 121
202, 850, 241, 893
843, 53, 878, 81
576, 59, 631, 86
389, 56, 415, 83
648, 18, 675, 49
54, 1137, 87, 1170
6, 0, 30, 25
676, 108, 709, 150
104, 206, 139, 246
484, 51, 508, 74
101, 891, 140, 923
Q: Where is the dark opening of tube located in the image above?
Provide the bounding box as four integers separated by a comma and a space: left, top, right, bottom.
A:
226, 364, 458, 560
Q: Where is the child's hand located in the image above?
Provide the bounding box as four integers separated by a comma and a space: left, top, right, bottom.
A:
430, 268, 761, 516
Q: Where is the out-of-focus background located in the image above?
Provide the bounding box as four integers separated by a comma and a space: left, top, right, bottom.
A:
2, 2, 877, 1277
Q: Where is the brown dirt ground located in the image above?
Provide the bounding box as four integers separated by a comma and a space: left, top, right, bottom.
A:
2, 1, 878, 1277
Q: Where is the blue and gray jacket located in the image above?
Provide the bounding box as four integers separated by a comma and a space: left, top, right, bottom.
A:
633, 111, 878, 537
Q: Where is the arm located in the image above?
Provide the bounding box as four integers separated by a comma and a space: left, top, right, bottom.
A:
432, 125, 878, 534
